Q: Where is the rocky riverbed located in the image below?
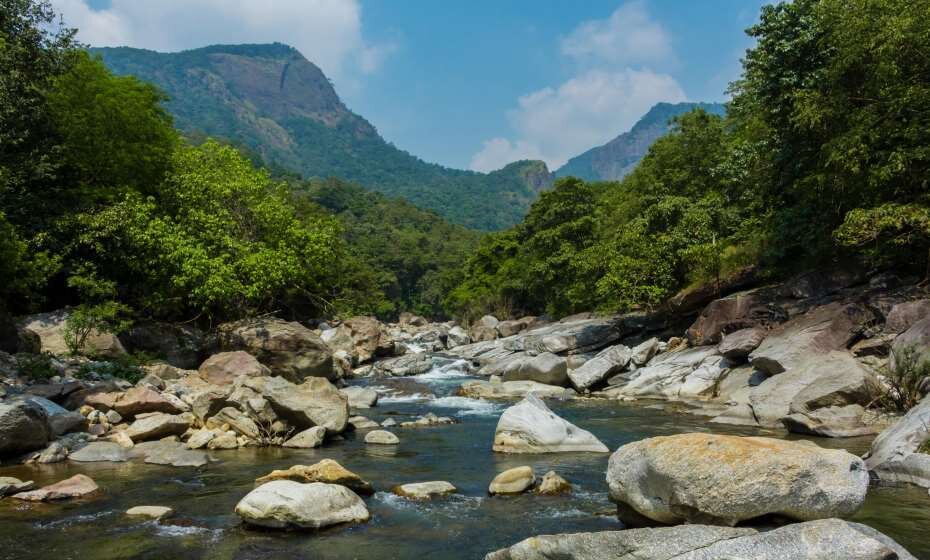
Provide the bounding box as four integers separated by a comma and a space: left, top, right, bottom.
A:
0, 269, 929, 558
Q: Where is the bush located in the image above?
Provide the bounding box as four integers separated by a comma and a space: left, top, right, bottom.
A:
75, 352, 152, 384
879, 346, 930, 412
15, 352, 58, 381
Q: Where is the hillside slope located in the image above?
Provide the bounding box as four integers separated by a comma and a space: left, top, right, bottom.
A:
93, 43, 550, 230
555, 102, 726, 181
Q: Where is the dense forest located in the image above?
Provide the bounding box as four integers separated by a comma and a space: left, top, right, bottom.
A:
448, 0, 930, 321
1, 0, 929, 339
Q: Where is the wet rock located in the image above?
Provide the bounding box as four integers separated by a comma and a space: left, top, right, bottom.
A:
493, 394, 607, 453
568, 345, 632, 392
392, 481, 456, 500
489, 466, 535, 495
607, 433, 868, 526
631, 337, 660, 366
782, 404, 879, 438
125, 413, 189, 442
340, 386, 378, 408
256, 459, 374, 496
717, 327, 766, 360
244, 375, 348, 433
217, 318, 335, 382
536, 471, 571, 495
0, 477, 34, 497
133, 440, 208, 467
459, 378, 575, 400
0, 400, 49, 458
198, 351, 268, 386
283, 426, 326, 448
13, 474, 99, 501
364, 430, 399, 445
348, 415, 380, 430
749, 302, 873, 375
70, 441, 131, 462
372, 352, 432, 377
18, 310, 125, 358
126, 506, 174, 520
865, 393, 930, 487
235, 481, 370, 530
484, 519, 917, 560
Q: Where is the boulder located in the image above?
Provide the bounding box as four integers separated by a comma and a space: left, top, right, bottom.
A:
399, 312, 429, 327
119, 322, 204, 369
256, 459, 373, 496
518, 316, 622, 355
0, 477, 35, 497
717, 327, 766, 360
141, 363, 191, 381
88, 386, 182, 418
372, 352, 432, 377
459, 378, 575, 400
207, 431, 239, 450
607, 433, 868, 526
69, 441, 131, 462
493, 394, 607, 453
283, 426, 326, 448
20, 396, 84, 436
536, 471, 571, 495
349, 415, 380, 430
364, 429, 399, 445
865, 393, 930, 487
630, 337, 660, 366
13, 474, 99, 501
686, 290, 775, 346
749, 302, 873, 375
485, 519, 917, 560
392, 481, 457, 500
489, 466, 535, 495
446, 326, 471, 348
198, 351, 268, 386
342, 316, 391, 364
17, 310, 125, 358
568, 345, 631, 392
500, 352, 569, 386
606, 346, 727, 400
885, 299, 930, 335
235, 481, 370, 530
0, 400, 49, 458
497, 318, 530, 338
217, 318, 335, 382
339, 386, 378, 408
126, 506, 174, 520
125, 413, 189, 442
244, 376, 348, 433
226, 385, 276, 424
891, 315, 930, 369
782, 404, 879, 438
185, 429, 215, 450
133, 440, 208, 467
471, 315, 500, 342
211, 407, 261, 439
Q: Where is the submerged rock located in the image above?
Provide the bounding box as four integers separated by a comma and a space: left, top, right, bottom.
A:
364, 430, 399, 445
13, 474, 99, 501
607, 433, 868, 526
489, 466, 535, 495
493, 394, 607, 454
485, 519, 917, 560
235, 481, 370, 530
255, 459, 374, 496
69, 441, 131, 463
392, 481, 457, 500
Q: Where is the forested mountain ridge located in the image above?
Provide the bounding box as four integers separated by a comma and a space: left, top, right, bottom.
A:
93, 43, 551, 231
555, 102, 726, 181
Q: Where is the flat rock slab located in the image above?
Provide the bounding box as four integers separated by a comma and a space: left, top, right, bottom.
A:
132, 441, 208, 467
256, 459, 374, 496
13, 474, 99, 501
392, 481, 457, 500
126, 506, 174, 519
70, 441, 131, 463
235, 481, 370, 530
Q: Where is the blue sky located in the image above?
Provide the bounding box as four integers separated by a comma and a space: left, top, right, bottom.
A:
59, 0, 766, 171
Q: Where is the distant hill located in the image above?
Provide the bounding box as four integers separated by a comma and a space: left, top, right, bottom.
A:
555, 102, 727, 181
93, 43, 551, 231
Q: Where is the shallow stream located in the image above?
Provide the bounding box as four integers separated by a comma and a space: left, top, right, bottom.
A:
1, 357, 928, 559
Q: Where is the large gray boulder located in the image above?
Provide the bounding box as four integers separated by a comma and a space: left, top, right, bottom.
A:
217, 318, 335, 382
493, 394, 607, 453
235, 481, 370, 530
567, 345, 631, 392
717, 327, 766, 360
244, 375, 348, 433
865, 393, 930, 487
607, 433, 868, 526
124, 413, 189, 442
485, 519, 916, 560
749, 302, 873, 375
500, 352, 569, 386
782, 404, 879, 438
885, 299, 930, 335
606, 346, 727, 400
321, 316, 391, 365
372, 352, 432, 377
0, 400, 50, 458
20, 396, 84, 436
686, 290, 773, 346
891, 315, 930, 369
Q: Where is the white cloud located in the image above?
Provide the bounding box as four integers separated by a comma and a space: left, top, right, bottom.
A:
50, 0, 392, 86
560, 0, 674, 68
470, 69, 686, 172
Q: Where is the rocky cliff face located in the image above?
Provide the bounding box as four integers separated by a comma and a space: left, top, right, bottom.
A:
556, 102, 726, 181
94, 43, 549, 231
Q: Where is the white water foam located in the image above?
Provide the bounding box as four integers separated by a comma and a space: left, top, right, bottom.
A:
430, 396, 504, 417
417, 361, 472, 382
377, 391, 433, 404
154, 523, 222, 540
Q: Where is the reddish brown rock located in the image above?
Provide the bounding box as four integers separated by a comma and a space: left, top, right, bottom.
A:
198, 351, 268, 386
12, 474, 99, 501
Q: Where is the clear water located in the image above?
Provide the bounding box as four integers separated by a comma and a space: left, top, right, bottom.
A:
1, 357, 928, 560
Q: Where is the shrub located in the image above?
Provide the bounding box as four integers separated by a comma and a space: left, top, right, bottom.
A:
879, 346, 930, 412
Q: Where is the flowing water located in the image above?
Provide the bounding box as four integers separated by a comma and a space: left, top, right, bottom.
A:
1, 356, 929, 559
